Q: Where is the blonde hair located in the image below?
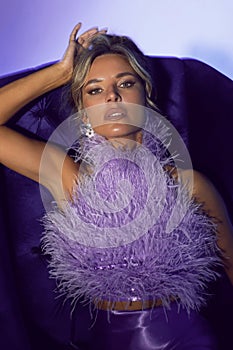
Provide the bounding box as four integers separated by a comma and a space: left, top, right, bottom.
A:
71, 34, 158, 111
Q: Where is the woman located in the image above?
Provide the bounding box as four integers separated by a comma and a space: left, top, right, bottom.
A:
0, 23, 233, 349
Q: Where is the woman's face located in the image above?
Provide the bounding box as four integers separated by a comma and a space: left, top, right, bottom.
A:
81, 54, 146, 140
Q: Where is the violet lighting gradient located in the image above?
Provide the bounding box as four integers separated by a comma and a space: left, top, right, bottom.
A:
0, 0, 232, 79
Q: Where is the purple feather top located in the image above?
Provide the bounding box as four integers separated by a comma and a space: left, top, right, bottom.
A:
41, 116, 222, 312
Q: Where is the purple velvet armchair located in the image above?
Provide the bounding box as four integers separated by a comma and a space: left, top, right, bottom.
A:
0, 56, 233, 349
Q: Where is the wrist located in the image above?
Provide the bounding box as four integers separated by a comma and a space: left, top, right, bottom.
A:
53, 61, 73, 86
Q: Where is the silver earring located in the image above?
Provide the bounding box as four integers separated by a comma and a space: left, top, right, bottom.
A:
81, 122, 94, 138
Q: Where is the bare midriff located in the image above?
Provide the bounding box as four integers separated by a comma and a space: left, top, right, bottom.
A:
95, 297, 176, 311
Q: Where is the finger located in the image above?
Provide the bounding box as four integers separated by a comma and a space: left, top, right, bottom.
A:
82, 27, 107, 38
98, 28, 108, 35
77, 28, 98, 45
99, 27, 108, 33
78, 28, 108, 48
80, 27, 98, 37
69, 22, 82, 42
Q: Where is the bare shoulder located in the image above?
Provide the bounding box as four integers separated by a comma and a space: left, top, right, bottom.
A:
178, 168, 230, 225
179, 168, 233, 283
180, 169, 228, 217
41, 143, 79, 204
180, 169, 221, 205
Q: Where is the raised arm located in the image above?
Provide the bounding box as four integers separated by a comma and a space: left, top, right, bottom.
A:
0, 23, 106, 122
0, 23, 106, 201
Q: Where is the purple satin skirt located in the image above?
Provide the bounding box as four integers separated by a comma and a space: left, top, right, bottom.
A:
80, 303, 217, 350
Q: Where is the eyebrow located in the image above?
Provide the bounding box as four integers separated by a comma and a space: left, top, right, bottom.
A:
84, 78, 103, 87
116, 72, 137, 79
84, 72, 138, 88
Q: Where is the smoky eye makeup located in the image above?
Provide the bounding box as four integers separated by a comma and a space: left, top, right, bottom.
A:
87, 87, 103, 95
119, 80, 136, 88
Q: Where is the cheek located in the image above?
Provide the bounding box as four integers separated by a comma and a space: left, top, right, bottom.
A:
81, 92, 89, 108
133, 92, 145, 106
81, 90, 93, 109
140, 91, 146, 104
82, 95, 104, 109
132, 86, 146, 104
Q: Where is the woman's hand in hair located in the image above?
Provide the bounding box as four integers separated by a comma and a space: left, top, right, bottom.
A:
59, 23, 107, 83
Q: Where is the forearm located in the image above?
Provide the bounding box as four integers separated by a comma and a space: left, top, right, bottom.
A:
0, 61, 71, 125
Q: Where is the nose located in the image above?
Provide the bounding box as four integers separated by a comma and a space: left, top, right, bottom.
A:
105, 86, 122, 102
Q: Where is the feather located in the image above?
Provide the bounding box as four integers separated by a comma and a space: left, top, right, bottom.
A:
41, 113, 222, 312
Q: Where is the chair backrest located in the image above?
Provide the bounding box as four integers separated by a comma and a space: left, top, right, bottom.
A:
148, 56, 233, 221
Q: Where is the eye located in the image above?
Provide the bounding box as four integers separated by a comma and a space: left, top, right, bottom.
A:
87, 87, 103, 95
119, 80, 136, 88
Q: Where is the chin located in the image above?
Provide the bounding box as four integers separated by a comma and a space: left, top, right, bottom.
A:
94, 124, 142, 140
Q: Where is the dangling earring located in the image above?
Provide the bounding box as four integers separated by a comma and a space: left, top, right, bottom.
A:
85, 123, 95, 138
81, 122, 94, 138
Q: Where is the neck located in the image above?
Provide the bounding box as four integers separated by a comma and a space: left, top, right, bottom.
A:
107, 130, 143, 149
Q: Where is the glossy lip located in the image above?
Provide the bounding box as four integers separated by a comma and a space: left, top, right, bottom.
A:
104, 107, 127, 121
